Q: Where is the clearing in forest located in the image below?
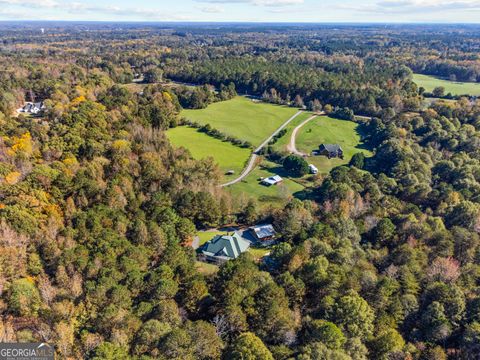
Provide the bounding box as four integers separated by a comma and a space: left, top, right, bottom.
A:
413, 74, 480, 96
166, 126, 251, 177
227, 160, 306, 208
296, 116, 372, 174
181, 96, 299, 147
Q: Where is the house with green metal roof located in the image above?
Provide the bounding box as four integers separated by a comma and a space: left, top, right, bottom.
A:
199, 232, 251, 264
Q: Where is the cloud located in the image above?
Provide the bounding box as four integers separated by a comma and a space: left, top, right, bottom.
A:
0, 0, 58, 7
196, 5, 225, 13
341, 0, 480, 14
196, 0, 304, 7
0, 0, 194, 21
65, 4, 193, 21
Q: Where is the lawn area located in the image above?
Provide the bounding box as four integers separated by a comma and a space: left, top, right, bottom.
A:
248, 247, 271, 261
296, 116, 372, 174
413, 74, 480, 96
166, 126, 251, 177
181, 97, 299, 147
228, 160, 306, 208
197, 231, 223, 247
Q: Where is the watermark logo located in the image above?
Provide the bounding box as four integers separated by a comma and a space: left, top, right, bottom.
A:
0, 343, 54, 360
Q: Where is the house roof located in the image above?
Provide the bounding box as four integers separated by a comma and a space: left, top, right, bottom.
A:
251, 224, 276, 239
201, 232, 250, 260
262, 175, 283, 185
319, 144, 343, 152
22, 102, 44, 112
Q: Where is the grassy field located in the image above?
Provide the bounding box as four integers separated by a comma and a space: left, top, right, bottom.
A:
181, 97, 299, 147
413, 74, 480, 96
166, 126, 251, 177
296, 116, 372, 174
228, 160, 306, 208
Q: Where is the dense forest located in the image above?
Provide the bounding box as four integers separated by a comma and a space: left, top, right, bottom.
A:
0, 22, 480, 360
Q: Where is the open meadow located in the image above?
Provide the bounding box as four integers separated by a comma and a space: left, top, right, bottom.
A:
413, 73, 480, 96
181, 96, 299, 146
296, 116, 372, 173
166, 126, 251, 177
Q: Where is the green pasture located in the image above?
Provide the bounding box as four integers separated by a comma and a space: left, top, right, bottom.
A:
413, 73, 480, 96
166, 126, 251, 177
181, 97, 299, 147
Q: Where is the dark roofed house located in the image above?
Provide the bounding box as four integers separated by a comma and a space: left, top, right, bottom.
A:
318, 144, 344, 159
199, 232, 251, 265
250, 224, 277, 243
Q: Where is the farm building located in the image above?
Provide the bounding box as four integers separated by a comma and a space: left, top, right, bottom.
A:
318, 144, 344, 159
19, 102, 45, 115
250, 224, 277, 242
198, 232, 250, 264
309, 164, 319, 174
261, 175, 283, 186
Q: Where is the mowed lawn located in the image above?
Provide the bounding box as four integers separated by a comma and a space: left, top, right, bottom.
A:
413, 74, 480, 96
296, 116, 372, 174
166, 126, 251, 176
181, 97, 299, 146
228, 160, 305, 208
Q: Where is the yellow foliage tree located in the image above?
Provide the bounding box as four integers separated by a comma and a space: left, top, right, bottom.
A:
4, 171, 21, 185
7, 132, 33, 158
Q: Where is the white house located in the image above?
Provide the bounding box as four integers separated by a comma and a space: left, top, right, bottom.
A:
19, 102, 45, 115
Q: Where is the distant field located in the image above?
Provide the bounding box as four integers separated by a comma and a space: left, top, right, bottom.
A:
166, 126, 251, 177
413, 74, 480, 96
181, 97, 299, 146
296, 116, 372, 174
228, 160, 305, 208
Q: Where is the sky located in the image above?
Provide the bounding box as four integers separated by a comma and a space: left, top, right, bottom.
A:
2, 0, 480, 23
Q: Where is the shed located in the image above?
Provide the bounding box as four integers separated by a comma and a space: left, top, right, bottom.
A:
261, 175, 283, 186
250, 224, 277, 242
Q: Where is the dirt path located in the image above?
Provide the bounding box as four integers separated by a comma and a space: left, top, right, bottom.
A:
287, 114, 320, 156
191, 235, 200, 250
220, 110, 304, 187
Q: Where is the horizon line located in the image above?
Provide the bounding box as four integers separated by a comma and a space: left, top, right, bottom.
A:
1, 20, 480, 25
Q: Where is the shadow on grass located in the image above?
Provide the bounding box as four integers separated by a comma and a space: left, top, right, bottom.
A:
353, 123, 374, 153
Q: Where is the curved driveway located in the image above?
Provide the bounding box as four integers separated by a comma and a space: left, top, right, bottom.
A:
220, 110, 304, 187
287, 114, 319, 156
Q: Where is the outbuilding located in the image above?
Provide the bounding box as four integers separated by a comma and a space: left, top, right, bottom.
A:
261, 175, 283, 186
250, 224, 277, 242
